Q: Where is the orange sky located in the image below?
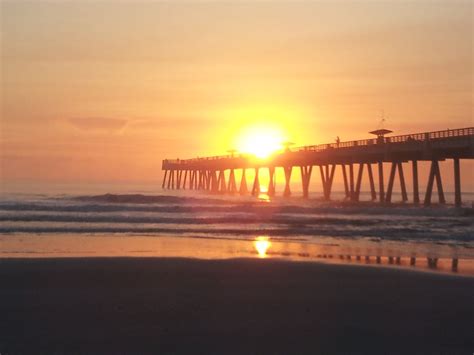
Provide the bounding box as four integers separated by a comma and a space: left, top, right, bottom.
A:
1, 1, 472, 186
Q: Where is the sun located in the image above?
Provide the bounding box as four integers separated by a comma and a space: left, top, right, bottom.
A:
236, 125, 284, 159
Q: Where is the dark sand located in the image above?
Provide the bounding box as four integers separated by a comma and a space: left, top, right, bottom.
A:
0, 258, 472, 355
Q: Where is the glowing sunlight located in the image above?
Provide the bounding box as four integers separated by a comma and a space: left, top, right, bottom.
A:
236, 125, 284, 159
254, 236, 272, 258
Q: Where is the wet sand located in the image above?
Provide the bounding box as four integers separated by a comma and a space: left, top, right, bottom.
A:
0, 257, 472, 354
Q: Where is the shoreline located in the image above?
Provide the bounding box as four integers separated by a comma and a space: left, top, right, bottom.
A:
1, 257, 472, 354
1, 233, 473, 276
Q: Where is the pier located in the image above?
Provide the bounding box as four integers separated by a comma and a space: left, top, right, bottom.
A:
162, 127, 474, 206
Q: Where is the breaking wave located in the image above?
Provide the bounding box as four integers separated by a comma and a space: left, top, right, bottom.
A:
0, 194, 473, 245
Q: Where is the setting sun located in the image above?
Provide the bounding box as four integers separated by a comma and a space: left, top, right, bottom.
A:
236, 125, 284, 159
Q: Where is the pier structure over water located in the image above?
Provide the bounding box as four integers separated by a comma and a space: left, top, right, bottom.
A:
162, 127, 474, 206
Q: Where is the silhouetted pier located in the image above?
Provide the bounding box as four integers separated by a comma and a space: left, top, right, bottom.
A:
162, 127, 473, 206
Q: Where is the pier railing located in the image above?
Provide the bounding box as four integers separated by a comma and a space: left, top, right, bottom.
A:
164, 127, 473, 164
294, 127, 473, 152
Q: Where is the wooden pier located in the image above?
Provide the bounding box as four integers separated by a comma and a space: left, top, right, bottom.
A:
162, 127, 474, 206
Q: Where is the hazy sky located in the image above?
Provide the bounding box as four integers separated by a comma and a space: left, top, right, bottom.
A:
1, 0, 472, 184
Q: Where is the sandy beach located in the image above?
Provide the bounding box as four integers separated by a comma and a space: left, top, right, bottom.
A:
0, 257, 472, 354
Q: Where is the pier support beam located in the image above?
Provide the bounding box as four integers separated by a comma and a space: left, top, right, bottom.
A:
326, 164, 336, 200
354, 163, 364, 201
341, 164, 350, 200
341, 163, 378, 202
240, 169, 248, 195
378, 161, 385, 203
210, 170, 218, 193
182, 170, 188, 190
251, 168, 260, 196
228, 169, 237, 194
268, 167, 276, 197
434, 162, 445, 204
385, 163, 396, 203
412, 160, 419, 204
385, 162, 408, 203
367, 164, 377, 200
283, 166, 292, 197
453, 158, 461, 207
327, 165, 336, 200
218, 170, 227, 193
188, 171, 193, 190
319, 165, 326, 198
397, 162, 408, 202
168, 170, 175, 189
162, 170, 168, 189
300, 165, 313, 198
319, 165, 335, 200
183, 170, 188, 189
424, 160, 445, 205
205, 170, 211, 190
176, 170, 183, 189
202, 171, 207, 190
197, 170, 204, 190
189, 170, 196, 190
167, 170, 171, 189
349, 164, 355, 201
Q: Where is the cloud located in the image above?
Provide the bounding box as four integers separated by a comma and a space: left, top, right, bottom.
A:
68, 117, 128, 133
128, 117, 216, 129
66, 116, 217, 136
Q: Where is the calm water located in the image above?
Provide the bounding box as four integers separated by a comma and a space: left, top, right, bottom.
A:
1, 187, 473, 274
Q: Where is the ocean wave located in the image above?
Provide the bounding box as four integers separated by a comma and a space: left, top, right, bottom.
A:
1, 198, 472, 218
1, 194, 472, 245
0, 212, 471, 229
0, 224, 472, 243
73, 193, 236, 205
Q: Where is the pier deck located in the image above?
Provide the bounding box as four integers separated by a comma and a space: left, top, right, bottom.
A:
162, 127, 474, 206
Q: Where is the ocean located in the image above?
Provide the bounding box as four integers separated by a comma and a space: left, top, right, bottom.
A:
1, 185, 473, 274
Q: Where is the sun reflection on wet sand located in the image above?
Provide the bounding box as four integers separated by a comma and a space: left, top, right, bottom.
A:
0, 233, 472, 276
254, 236, 272, 258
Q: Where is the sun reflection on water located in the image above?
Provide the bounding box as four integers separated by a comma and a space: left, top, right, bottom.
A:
258, 185, 270, 202
254, 236, 272, 258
